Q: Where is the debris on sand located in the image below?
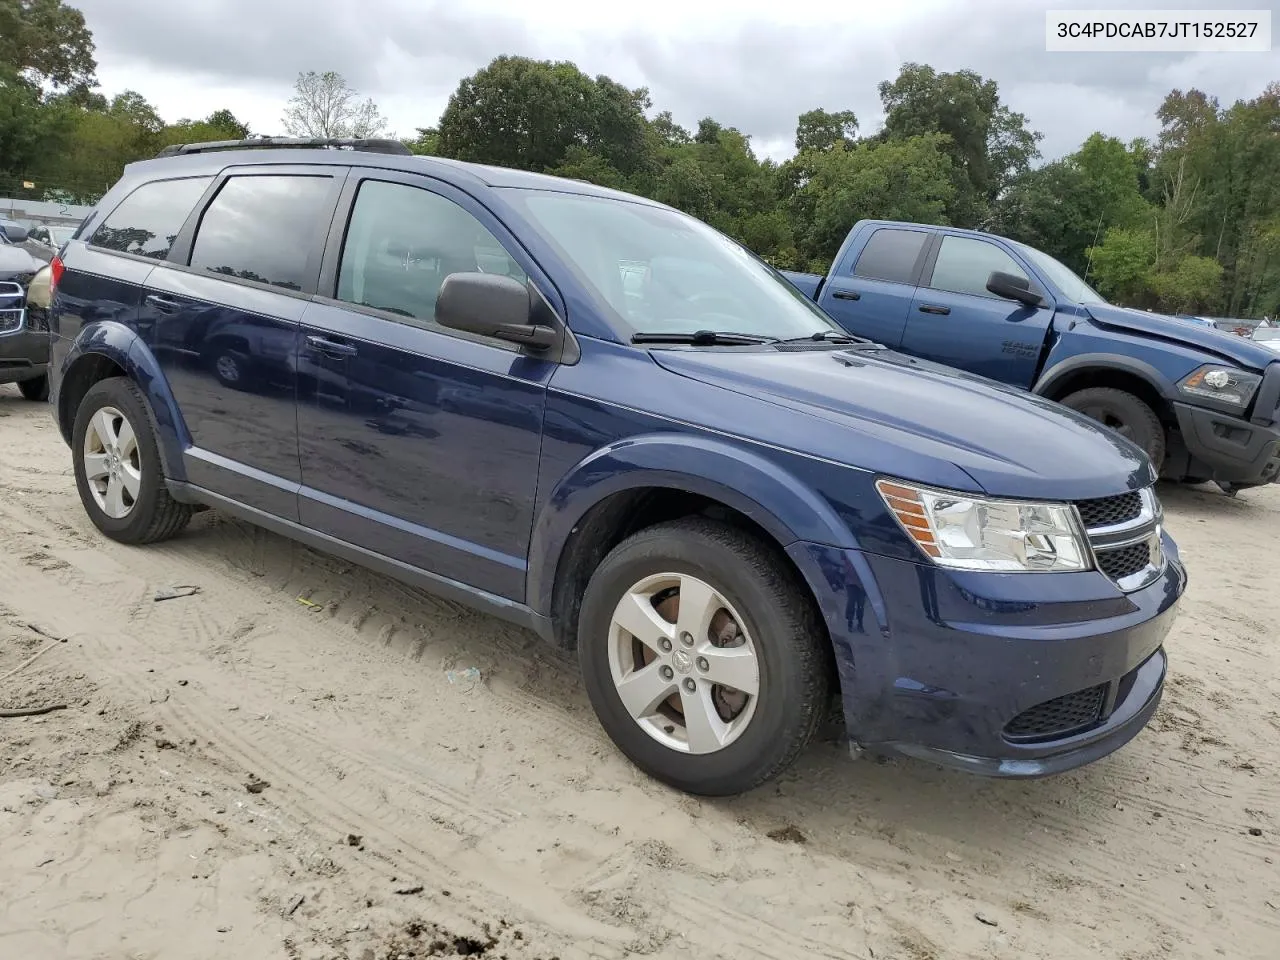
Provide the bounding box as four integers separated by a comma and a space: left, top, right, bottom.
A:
154, 585, 200, 602
766, 824, 807, 844
244, 776, 270, 794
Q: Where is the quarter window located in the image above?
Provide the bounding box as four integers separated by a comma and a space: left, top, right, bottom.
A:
928, 236, 1029, 299
335, 180, 526, 333
189, 175, 335, 292
90, 176, 212, 260
851, 228, 930, 285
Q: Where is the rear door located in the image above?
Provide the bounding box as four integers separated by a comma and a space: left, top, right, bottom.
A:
141, 165, 346, 518
818, 225, 932, 347
900, 233, 1054, 387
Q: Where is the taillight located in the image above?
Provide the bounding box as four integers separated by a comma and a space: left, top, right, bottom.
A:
49, 255, 64, 296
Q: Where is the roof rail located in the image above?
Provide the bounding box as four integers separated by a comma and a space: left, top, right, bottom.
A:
154, 137, 412, 158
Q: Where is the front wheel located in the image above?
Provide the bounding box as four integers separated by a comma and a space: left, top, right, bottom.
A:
1060, 387, 1167, 471
577, 517, 830, 796
71, 377, 193, 544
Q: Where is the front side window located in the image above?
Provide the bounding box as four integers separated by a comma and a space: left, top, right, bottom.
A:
504, 189, 840, 340
928, 236, 1029, 300
335, 179, 526, 329
189, 175, 334, 292
90, 176, 212, 260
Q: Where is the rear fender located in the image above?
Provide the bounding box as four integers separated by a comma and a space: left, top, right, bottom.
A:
60, 321, 190, 481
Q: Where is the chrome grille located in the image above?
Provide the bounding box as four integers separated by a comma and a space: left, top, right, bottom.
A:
1075, 486, 1165, 591
0, 281, 24, 334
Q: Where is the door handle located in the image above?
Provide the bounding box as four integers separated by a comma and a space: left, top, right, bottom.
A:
305, 334, 358, 358
832, 290, 861, 301
918, 304, 951, 315
145, 294, 181, 312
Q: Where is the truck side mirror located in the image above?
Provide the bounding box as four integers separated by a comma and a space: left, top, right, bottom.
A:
1, 224, 29, 244
987, 270, 1044, 307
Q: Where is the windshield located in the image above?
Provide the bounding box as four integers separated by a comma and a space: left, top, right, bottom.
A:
1254, 326, 1280, 341
1013, 242, 1107, 305
505, 189, 840, 340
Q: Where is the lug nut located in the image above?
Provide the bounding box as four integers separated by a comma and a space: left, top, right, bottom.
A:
659, 665, 674, 681
659, 638, 672, 652
679, 631, 694, 647
696, 657, 709, 672
683, 678, 696, 693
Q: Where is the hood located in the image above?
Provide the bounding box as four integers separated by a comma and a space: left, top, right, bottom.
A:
1085, 302, 1277, 370
0, 244, 41, 280
650, 346, 1156, 501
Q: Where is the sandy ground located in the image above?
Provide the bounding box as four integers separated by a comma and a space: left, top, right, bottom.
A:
1, 384, 1278, 960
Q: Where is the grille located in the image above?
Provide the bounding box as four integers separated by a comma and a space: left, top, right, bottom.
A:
1097, 541, 1151, 581
0, 311, 20, 333
1005, 683, 1107, 741
1075, 491, 1143, 528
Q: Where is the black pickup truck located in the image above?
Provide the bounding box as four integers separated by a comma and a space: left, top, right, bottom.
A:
0, 225, 53, 401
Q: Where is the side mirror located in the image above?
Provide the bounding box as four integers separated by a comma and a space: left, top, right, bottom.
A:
2, 224, 29, 244
435, 272, 558, 350
987, 270, 1043, 307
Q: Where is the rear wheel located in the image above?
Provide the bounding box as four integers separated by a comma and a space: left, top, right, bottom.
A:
17, 375, 48, 402
1060, 387, 1166, 471
577, 517, 830, 796
71, 377, 193, 544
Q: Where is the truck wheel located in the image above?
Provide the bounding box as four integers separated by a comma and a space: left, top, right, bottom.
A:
71, 377, 193, 545
17, 375, 48, 402
577, 517, 830, 797
1060, 387, 1166, 470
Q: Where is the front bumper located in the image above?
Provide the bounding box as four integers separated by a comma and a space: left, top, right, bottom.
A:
788, 531, 1186, 778
1172, 401, 1280, 487
0, 327, 49, 384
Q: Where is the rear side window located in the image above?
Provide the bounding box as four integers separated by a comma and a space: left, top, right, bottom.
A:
189, 175, 334, 292
851, 228, 929, 285
90, 176, 212, 260
927, 236, 1029, 299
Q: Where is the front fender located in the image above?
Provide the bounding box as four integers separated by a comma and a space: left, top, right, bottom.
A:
526, 432, 859, 616
60, 320, 191, 481
1034, 350, 1179, 400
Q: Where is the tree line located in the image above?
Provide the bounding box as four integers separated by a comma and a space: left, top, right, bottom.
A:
3, 0, 1277, 317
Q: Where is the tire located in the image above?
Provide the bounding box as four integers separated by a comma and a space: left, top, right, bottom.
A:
577, 517, 830, 797
17, 375, 48, 402
71, 376, 193, 545
1060, 387, 1166, 470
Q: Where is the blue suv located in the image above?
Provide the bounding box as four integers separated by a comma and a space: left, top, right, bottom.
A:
47, 138, 1185, 796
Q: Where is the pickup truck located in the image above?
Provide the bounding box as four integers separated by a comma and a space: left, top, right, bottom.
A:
782, 220, 1280, 496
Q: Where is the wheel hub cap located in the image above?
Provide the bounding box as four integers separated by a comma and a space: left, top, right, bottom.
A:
606, 572, 760, 755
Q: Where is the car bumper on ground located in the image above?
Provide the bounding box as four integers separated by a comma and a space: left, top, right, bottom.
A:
787, 531, 1186, 778
1172, 400, 1280, 487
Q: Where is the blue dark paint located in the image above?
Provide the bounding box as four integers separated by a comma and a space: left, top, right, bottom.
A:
48, 149, 1193, 778
787, 219, 1280, 488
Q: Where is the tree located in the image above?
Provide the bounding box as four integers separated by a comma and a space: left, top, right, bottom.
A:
0, 0, 96, 90
795, 108, 858, 153
788, 134, 956, 271
282, 71, 388, 139
437, 56, 652, 176
878, 63, 1041, 226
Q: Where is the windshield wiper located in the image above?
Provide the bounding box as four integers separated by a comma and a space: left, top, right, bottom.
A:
631, 330, 780, 346
777, 330, 863, 344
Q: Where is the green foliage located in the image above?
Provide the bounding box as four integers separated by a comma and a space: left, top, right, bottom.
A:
2, 24, 1276, 318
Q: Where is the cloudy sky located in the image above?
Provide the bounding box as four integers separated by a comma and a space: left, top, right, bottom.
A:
74, 0, 1276, 163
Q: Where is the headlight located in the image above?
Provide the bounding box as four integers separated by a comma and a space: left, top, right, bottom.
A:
1178, 364, 1261, 409
876, 479, 1090, 573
